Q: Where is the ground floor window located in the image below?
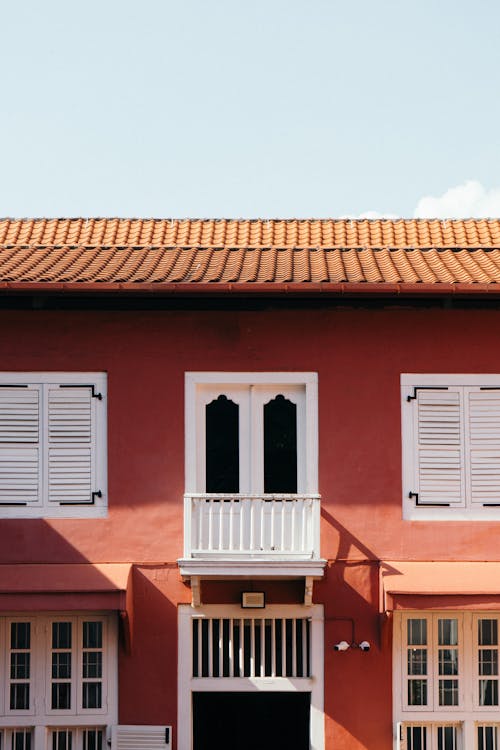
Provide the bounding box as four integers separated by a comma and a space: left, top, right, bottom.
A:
394, 612, 500, 749
0, 613, 117, 750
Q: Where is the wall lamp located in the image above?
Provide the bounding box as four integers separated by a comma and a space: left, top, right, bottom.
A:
333, 640, 370, 652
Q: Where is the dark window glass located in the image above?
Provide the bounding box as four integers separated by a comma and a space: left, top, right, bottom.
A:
10, 683, 29, 710
52, 622, 72, 649
83, 731, 102, 750
83, 652, 102, 679
10, 653, 30, 680
206, 396, 239, 493
11, 623, 30, 650
52, 652, 71, 679
52, 682, 71, 710
13, 731, 31, 750
264, 395, 297, 493
83, 622, 102, 649
82, 682, 102, 709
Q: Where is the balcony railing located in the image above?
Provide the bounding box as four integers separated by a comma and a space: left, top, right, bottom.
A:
183, 494, 321, 559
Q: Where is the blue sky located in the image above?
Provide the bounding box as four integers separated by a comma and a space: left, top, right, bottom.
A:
1, 0, 500, 218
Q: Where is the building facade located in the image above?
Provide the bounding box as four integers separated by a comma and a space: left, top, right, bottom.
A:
1, 218, 500, 749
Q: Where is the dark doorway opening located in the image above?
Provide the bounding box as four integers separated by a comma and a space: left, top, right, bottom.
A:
193, 691, 310, 750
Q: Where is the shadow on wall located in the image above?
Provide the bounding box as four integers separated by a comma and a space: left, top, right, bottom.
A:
317, 507, 395, 750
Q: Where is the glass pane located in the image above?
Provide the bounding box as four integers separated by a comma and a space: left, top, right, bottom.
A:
408, 619, 427, 646
52, 682, 71, 709
11, 623, 30, 650
52, 622, 72, 649
437, 726, 458, 750
480, 679, 499, 706
12, 731, 31, 750
439, 679, 459, 706
83, 651, 102, 678
480, 650, 498, 676
408, 649, 427, 675
439, 649, 459, 675
83, 621, 102, 649
83, 731, 102, 750
10, 683, 29, 710
438, 619, 458, 646
205, 396, 239, 493
83, 682, 102, 709
408, 679, 427, 705
10, 653, 30, 679
478, 725, 498, 750
263, 395, 297, 493
406, 726, 427, 750
52, 732, 72, 750
480, 620, 498, 646
52, 652, 72, 679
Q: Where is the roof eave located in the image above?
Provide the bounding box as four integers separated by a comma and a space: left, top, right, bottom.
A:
1, 281, 500, 297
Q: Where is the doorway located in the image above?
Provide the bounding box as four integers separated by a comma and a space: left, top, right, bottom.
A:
193, 691, 310, 750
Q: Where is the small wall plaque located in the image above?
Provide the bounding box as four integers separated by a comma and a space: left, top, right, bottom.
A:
241, 591, 266, 608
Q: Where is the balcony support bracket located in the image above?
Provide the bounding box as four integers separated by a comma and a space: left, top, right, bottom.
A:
304, 576, 314, 606
191, 576, 201, 608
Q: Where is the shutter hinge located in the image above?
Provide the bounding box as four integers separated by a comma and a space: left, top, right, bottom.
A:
409, 491, 450, 508
59, 384, 102, 400
165, 728, 170, 745
0, 502, 28, 506
407, 386, 448, 402
0, 384, 28, 388
60, 491, 102, 507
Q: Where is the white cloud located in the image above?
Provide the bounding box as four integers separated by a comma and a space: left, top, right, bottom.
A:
414, 180, 500, 219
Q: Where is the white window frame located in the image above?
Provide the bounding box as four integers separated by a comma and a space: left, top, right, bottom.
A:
185, 372, 318, 495
402, 374, 500, 520
394, 611, 500, 749
0, 373, 107, 518
178, 603, 324, 750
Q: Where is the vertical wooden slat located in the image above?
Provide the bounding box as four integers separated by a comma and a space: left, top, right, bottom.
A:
250, 501, 255, 551
229, 500, 234, 551
270, 502, 276, 551
219, 618, 223, 677
239, 618, 244, 677
281, 501, 286, 551
208, 500, 214, 551
301, 499, 307, 552
229, 618, 234, 677
260, 618, 265, 677
292, 618, 297, 677
291, 502, 296, 552
197, 619, 202, 678
271, 618, 276, 677
281, 618, 286, 677
250, 619, 255, 677
208, 619, 213, 678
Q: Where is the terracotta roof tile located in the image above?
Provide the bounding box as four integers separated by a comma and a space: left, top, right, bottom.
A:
3, 219, 500, 292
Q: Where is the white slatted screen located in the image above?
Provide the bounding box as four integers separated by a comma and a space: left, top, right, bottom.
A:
0, 386, 41, 505
192, 616, 310, 678
416, 389, 465, 506
409, 385, 500, 509
48, 386, 93, 504
112, 726, 171, 750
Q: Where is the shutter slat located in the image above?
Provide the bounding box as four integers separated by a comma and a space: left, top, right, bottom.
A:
468, 390, 500, 505
416, 390, 465, 506
0, 387, 40, 504
113, 726, 171, 750
48, 386, 94, 504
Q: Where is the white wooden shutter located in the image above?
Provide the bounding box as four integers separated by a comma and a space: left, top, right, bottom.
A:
467, 388, 500, 506
47, 385, 95, 504
413, 388, 465, 506
0, 386, 41, 505
112, 726, 171, 750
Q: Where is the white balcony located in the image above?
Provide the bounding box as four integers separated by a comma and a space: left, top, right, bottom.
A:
178, 494, 325, 581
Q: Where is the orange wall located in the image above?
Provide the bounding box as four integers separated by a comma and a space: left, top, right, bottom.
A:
2, 304, 500, 748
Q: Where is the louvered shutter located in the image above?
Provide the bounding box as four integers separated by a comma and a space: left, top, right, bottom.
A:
413, 388, 466, 506
466, 388, 500, 506
0, 386, 41, 505
47, 385, 95, 504
112, 726, 171, 750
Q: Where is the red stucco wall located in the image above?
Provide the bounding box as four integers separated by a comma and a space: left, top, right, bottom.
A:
2, 304, 500, 748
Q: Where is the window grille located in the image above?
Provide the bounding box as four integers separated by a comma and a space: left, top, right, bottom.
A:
192, 617, 311, 678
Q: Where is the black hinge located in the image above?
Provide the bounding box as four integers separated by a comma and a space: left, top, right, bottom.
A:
480, 387, 500, 391
0, 384, 28, 388
483, 503, 500, 507
165, 728, 170, 745
0, 502, 28, 506
59, 384, 102, 400
60, 490, 102, 506
407, 386, 448, 402
409, 491, 450, 508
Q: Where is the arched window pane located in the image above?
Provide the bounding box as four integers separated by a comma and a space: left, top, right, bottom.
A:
264, 395, 297, 493
206, 396, 239, 493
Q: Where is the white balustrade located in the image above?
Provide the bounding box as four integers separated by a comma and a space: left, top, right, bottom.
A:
183, 494, 321, 559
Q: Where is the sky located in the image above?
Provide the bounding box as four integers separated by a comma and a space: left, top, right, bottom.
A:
1, 0, 500, 219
